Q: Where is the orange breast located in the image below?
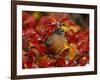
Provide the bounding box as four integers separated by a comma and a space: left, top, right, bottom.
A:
47, 36, 66, 55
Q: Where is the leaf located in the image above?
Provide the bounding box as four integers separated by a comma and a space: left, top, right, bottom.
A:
68, 43, 77, 60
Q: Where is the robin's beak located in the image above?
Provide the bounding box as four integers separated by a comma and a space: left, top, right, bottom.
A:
61, 26, 70, 32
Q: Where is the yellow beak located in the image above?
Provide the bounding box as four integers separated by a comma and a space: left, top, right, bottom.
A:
61, 26, 70, 32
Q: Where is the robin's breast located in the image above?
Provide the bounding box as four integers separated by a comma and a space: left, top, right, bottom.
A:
47, 36, 66, 55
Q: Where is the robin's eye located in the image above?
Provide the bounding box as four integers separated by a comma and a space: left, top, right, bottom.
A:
61, 23, 65, 26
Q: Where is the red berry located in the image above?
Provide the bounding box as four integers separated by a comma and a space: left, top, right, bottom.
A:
67, 60, 73, 66
22, 28, 36, 37
26, 61, 33, 68
22, 12, 30, 21
40, 16, 55, 26
56, 58, 66, 67
24, 16, 36, 28
38, 45, 46, 54
79, 55, 89, 66
59, 49, 69, 58
38, 59, 49, 68
77, 28, 89, 43
66, 30, 78, 43
49, 61, 56, 67
48, 13, 70, 22
78, 43, 89, 55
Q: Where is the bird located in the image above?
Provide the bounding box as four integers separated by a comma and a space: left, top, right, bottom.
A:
44, 22, 70, 55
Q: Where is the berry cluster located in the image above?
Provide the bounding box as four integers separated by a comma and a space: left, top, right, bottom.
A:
22, 12, 89, 68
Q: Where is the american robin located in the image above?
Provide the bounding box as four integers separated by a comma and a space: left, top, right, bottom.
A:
45, 22, 70, 55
